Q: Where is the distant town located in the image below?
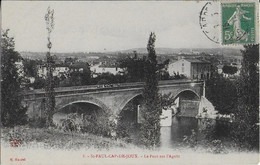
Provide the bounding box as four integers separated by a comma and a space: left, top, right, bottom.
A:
16, 47, 243, 90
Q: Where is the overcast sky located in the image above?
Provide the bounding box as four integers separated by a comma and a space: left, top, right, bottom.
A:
2, 1, 241, 53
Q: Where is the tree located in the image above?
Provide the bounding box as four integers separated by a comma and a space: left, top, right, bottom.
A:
90, 72, 126, 85
44, 7, 55, 127
97, 79, 109, 85
118, 53, 146, 82
72, 62, 91, 85
23, 58, 38, 77
58, 62, 93, 87
222, 65, 238, 75
158, 59, 170, 80
232, 44, 259, 150
68, 70, 83, 86
206, 74, 237, 114
140, 32, 161, 148
1, 29, 27, 126
32, 77, 45, 89
64, 57, 78, 65
171, 72, 187, 80
118, 51, 170, 82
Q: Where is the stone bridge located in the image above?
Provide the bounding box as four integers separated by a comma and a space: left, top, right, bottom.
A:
21, 80, 203, 119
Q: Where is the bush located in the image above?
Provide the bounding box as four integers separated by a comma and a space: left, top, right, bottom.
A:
5, 129, 24, 147
116, 120, 136, 143
183, 127, 227, 153
209, 139, 226, 154
183, 129, 198, 148
81, 113, 117, 138
222, 65, 238, 75
29, 117, 46, 128
97, 79, 109, 85
59, 119, 76, 132
32, 77, 45, 89
16, 106, 29, 126
206, 74, 237, 114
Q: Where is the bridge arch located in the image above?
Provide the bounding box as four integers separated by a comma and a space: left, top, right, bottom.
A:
117, 93, 143, 115
117, 88, 200, 114
55, 96, 110, 113
171, 89, 201, 117
172, 89, 200, 101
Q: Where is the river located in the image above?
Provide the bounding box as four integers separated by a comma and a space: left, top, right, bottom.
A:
159, 116, 235, 150
127, 116, 257, 152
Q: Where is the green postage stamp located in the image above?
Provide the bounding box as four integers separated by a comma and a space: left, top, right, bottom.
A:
222, 2, 256, 45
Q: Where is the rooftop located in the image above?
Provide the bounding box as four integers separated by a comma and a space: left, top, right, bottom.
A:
184, 58, 210, 64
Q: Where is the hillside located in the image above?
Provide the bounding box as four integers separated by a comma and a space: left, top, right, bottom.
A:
19, 47, 242, 60
114, 47, 242, 56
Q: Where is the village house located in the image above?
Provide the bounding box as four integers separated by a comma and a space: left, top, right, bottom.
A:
90, 62, 123, 77
167, 58, 211, 80
37, 64, 70, 78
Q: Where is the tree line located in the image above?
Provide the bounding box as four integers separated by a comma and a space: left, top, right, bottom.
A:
21, 52, 184, 90
206, 44, 259, 149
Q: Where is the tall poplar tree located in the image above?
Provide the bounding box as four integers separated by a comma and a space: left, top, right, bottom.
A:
140, 32, 161, 148
44, 7, 55, 127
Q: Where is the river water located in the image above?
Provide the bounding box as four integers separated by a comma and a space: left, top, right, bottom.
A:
159, 116, 234, 150
127, 116, 244, 151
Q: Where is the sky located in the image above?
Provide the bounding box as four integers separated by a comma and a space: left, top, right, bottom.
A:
2, 1, 241, 53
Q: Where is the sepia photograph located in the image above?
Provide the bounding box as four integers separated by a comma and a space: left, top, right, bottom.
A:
1, 1, 259, 165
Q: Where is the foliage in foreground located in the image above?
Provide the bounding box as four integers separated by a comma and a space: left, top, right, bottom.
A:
206, 74, 238, 114
1, 29, 28, 127
1, 126, 127, 150
231, 44, 259, 150
205, 45, 259, 151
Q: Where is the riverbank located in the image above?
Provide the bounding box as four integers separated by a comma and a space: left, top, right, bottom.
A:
1, 126, 135, 150
1, 126, 259, 165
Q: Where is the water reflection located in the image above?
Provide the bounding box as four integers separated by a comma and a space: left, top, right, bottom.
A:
160, 126, 172, 148
160, 117, 200, 149
159, 116, 234, 149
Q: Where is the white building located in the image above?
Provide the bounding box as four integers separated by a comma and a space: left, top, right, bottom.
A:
90, 63, 123, 77
37, 65, 69, 78
168, 58, 211, 80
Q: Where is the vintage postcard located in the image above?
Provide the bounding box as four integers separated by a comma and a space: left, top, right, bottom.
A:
1, 1, 259, 165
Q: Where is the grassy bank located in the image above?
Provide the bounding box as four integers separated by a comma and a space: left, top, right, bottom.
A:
1, 126, 259, 165
1, 125, 135, 150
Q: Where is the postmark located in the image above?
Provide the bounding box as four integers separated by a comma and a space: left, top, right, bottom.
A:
221, 2, 256, 45
199, 2, 220, 44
